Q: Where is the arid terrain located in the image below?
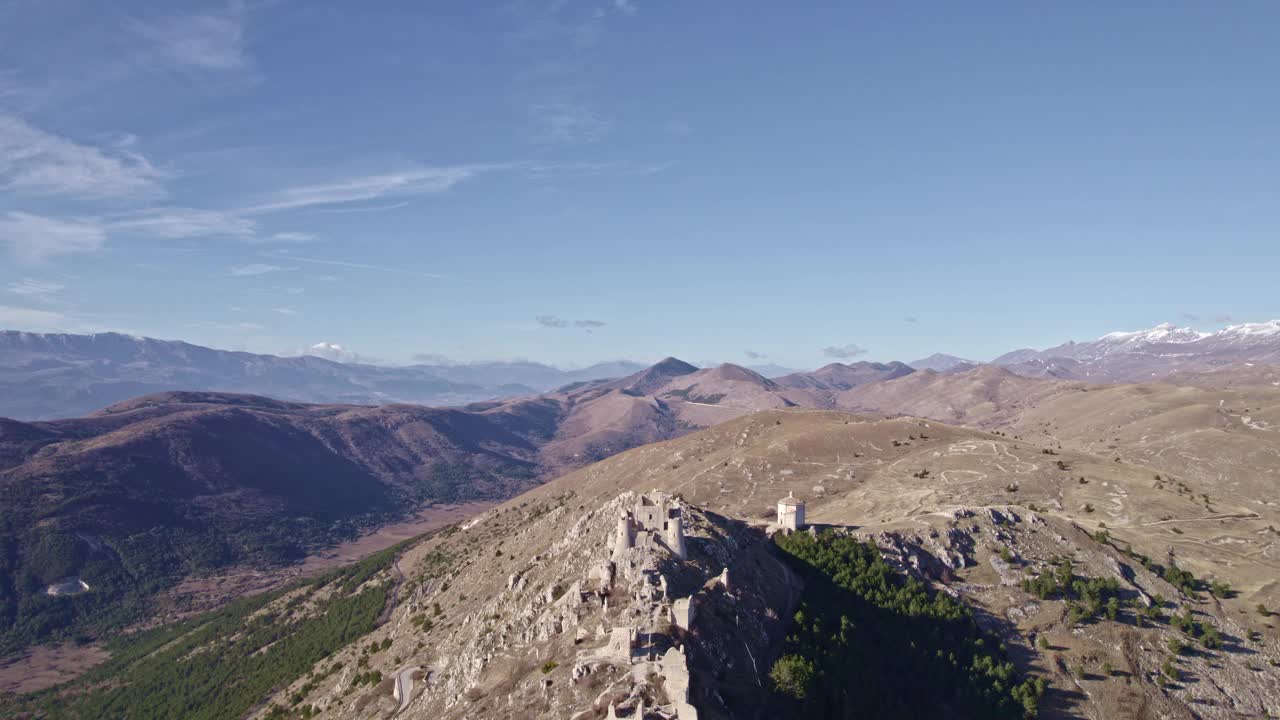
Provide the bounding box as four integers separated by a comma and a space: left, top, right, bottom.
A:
5, 354, 1280, 718
249, 407, 1280, 719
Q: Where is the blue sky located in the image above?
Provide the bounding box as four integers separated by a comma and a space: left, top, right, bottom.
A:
1, 1, 1277, 368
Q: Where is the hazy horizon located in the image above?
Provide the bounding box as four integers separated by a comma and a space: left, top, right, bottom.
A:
2, 2, 1278, 369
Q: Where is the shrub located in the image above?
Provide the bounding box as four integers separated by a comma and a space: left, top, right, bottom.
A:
769, 654, 815, 700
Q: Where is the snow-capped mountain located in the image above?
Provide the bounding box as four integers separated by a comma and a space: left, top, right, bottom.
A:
994, 320, 1280, 381
1092, 322, 1209, 354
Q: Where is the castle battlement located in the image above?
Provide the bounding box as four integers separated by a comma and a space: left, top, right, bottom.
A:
613, 491, 687, 561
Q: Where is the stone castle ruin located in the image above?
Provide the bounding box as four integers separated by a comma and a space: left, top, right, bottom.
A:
405, 491, 795, 720
613, 492, 687, 561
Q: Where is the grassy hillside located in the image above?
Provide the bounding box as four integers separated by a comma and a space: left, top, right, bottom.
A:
1, 538, 407, 719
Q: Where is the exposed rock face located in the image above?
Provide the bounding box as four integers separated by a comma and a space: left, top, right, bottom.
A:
296, 492, 801, 720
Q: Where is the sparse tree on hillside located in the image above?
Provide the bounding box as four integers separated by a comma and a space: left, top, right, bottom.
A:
770, 654, 815, 700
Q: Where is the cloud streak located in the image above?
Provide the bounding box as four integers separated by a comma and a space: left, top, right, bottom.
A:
0, 114, 164, 199
261, 252, 446, 279
0, 304, 67, 330
229, 263, 288, 276
7, 278, 66, 299
822, 343, 869, 359
109, 207, 255, 240
0, 212, 108, 264
538, 315, 608, 330
245, 166, 500, 214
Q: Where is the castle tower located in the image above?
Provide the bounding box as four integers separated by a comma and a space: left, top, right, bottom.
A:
666, 510, 687, 560
777, 492, 805, 531
612, 512, 633, 561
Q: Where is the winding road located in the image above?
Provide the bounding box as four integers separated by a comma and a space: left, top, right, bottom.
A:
393, 666, 424, 714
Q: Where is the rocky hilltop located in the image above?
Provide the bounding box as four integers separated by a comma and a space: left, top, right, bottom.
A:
255, 410, 1280, 719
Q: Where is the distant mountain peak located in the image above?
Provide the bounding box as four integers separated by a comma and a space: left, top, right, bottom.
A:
708, 362, 767, 381
908, 353, 978, 372
1098, 322, 1208, 347
774, 359, 914, 392
651, 356, 699, 373
1219, 320, 1280, 337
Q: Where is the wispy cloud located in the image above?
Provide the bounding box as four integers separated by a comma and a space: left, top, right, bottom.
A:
509, 0, 638, 49
246, 166, 498, 214
262, 252, 445, 279
308, 201, 411, 215
524, 160, 672, 183
0, 212, 108, 264
822, 343, 868, 359
509, 1, 642, 145
272, 307, 297, 315
744, 349, 766, 360
904, 316, 919, 324
109, 207, 255, 239
0, 304, 67, 330
229, 263, 288, 276
7, 278, 66, 300
127, 2, 251, 73
0, 114, 164, 198
539, 315, 607, 330
267, 231, 315, 243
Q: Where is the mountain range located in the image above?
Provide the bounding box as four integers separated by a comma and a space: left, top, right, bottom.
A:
2, 335, 1280, 716
994, 320, 1280, 381
0, 331, 645, 420
4, 321, 1280, 420
0, 352, 971, 653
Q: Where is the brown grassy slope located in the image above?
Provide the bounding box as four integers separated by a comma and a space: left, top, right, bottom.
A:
275, 409, 1280, 720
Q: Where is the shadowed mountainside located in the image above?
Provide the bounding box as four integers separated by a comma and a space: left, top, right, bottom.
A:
0, 391, 566, 654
